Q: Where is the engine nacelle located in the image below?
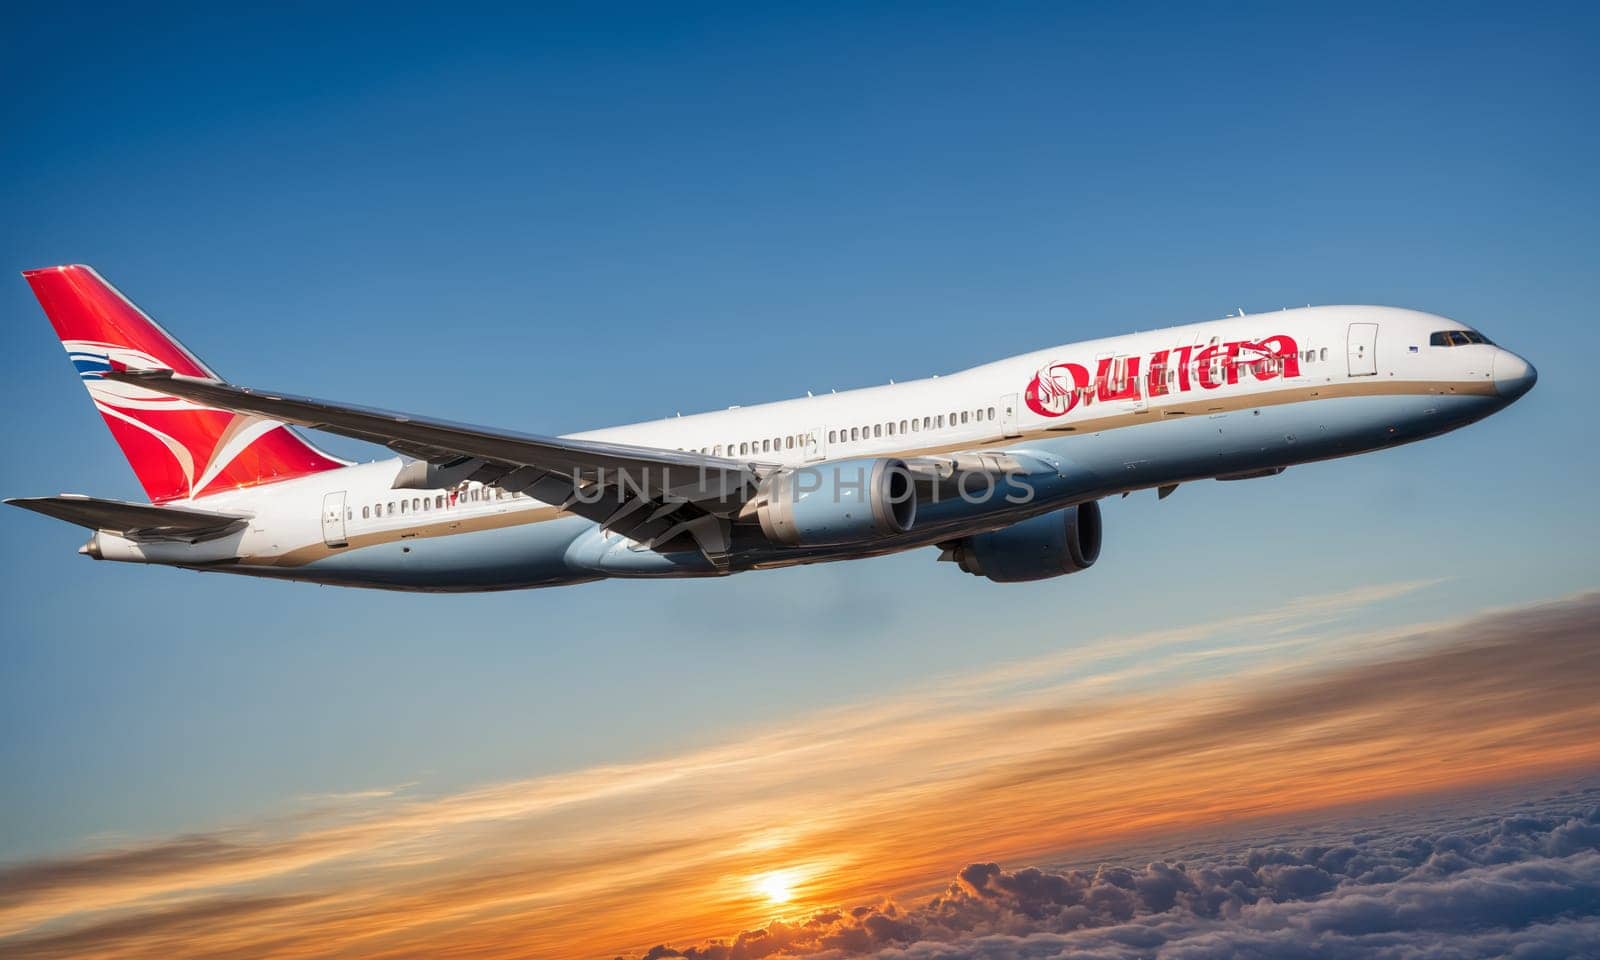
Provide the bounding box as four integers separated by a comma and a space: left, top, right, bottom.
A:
757, 457, 916, 546
944, 501, 1102, 583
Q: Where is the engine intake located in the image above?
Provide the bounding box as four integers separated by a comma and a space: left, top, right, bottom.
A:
758, 457, 916, 546
945, 501, 1102, 583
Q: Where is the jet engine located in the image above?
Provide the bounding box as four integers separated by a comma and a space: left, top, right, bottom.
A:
756, 457, 916, 546
942, 501, 1102, 583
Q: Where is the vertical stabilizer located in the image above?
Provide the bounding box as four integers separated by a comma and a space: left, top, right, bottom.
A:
23, 265, 344, 502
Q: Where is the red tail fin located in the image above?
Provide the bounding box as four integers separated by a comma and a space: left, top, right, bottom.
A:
24, 265, 344, 502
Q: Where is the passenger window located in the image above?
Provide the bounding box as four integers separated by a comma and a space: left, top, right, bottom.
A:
987, 407, 995, 420
923, 416, 932, 429
849, 427, 858, 441
362, 506, 371, 519
388, 501, 397, 514
873, 424, 882, 438
739, 442, 748, 455
828, 430, 837, 443
911, 419, 920, 432
412, 497, 421, 510
436, 495, 444, 508
900, 419, 908, 432
1320, 348, 1327, 361
960, 411, 969, 424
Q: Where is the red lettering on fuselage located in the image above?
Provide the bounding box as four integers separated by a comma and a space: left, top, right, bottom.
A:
1146, 349, 1171, 397
1024, 333, 1301, 418
1096, 356, 1141, 402
1024, 360, 1091, 417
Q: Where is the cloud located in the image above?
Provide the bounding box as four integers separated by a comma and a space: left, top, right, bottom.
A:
0, 590, 1596, 959
640, 789, 1600, 959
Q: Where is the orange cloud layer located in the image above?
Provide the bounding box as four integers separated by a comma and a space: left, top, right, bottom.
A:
2, 587, 1596, 960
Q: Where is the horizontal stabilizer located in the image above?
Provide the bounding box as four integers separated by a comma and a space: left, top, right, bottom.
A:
6, 495, 249, 543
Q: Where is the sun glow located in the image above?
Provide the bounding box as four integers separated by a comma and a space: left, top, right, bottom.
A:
753, 869, 797, 905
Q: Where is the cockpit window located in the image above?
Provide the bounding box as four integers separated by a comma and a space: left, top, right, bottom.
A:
1429, 330, 1493, 347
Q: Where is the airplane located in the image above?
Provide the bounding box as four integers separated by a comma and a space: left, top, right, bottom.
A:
8, 264, 1536, 592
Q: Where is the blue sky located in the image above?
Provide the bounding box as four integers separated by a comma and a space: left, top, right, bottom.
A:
1, 1, 1596, 865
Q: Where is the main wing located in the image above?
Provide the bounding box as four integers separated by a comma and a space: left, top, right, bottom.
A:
103, 367, 763, 560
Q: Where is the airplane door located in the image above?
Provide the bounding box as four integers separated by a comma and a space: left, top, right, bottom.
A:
1000, 394, 1021, 438
805, 426, 827, 462
321, 490, 348, 548
1347, 323, 1379, 377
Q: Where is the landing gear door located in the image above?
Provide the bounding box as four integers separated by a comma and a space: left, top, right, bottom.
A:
321, 490, 348, 548
1000, 393, 1021, 438
1347, 323, 1379, 376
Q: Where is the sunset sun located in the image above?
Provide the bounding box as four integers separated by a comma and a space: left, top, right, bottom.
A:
753, 870, 796, 905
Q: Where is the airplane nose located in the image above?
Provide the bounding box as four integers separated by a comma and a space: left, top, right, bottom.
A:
1492, 349, 1537, 401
